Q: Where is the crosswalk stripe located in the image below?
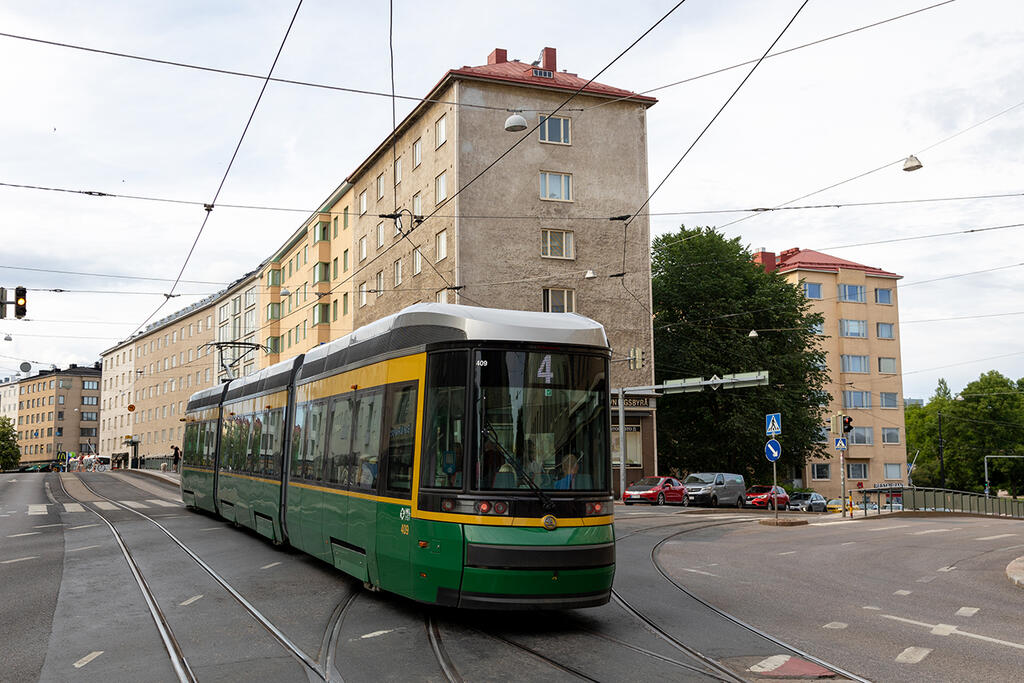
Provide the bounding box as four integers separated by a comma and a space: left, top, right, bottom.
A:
146, 499, 178, 507
910, 528, 951, 535
64, 503, 85, 513
120, 501, 150, 509
895, 646, 931, 664
93, 502, 118, 511
27, 504, 49, 515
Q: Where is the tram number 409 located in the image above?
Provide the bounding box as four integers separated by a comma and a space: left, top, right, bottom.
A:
399, 507, 411, 535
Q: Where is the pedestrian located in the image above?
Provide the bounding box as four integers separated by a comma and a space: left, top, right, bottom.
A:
172, 445, 181, 473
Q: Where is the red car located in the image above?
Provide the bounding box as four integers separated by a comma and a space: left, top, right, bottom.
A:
745, 485, 789, 509
623, 476, 686, 505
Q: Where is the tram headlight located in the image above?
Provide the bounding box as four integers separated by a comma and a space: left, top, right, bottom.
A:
492, 501, 508, 515
475, 501, 492, 514
440, 498, 455, 512
585, 502, 605, 515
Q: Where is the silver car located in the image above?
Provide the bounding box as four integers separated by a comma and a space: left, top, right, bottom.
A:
683, 472, 746, 508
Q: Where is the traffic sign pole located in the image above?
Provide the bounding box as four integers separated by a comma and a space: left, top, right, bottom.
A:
773, 460, 779, 522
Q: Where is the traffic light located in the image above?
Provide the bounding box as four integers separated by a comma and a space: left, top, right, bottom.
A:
14, 286, 27, 319
842, 415, 854, 433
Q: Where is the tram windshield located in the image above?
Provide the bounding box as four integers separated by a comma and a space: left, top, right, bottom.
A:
474, 349, 608, 492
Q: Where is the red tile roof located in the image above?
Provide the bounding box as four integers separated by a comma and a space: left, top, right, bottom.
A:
775, 248, 901, 279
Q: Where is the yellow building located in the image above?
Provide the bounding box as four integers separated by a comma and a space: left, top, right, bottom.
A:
755, 248, 906, 498
10, 364, 101, 465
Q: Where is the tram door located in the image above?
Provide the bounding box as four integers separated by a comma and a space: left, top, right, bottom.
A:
287, 401, 329, 562
322, 394, 355, 577
347, 389, 385, 583
376, 383, 417, 597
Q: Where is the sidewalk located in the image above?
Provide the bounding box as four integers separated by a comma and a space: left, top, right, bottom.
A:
121, 467, 180, 487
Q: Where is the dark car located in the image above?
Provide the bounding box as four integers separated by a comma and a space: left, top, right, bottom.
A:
745, 485, 789, 509
623, 476, 686, 505
788, 491, 827, 512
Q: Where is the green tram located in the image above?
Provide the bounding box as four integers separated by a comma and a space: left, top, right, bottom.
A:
181, 303, 615, 608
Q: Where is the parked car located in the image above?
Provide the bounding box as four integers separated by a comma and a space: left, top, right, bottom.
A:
826, 498, 854, 513
682, 472, 746, 508
788, 491, 827, 512
623, 476, 686, 505
745, 485, 789, 509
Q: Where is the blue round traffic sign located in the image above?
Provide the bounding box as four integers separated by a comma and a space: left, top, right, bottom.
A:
765, 439, 782, 462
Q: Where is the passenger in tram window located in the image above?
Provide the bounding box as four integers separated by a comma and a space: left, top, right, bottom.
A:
480, 442, 503, 489
554, 453, 579, 490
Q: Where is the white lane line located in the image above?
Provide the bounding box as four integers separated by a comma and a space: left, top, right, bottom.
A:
63, 503, 85, 513
146, 499, 178, 507
68, 524, 99, 530
93, 502, 118, 511
33, 523, 64, 528
1, 556, 37, 564
863, 605, 882, 611
910, 528, 952, 535
360, 629, 396, 639
894, 590, 912, 596
680, 567, 719, 577
841, 541, 857, 546
68, 545, 101, 553
120, 501, 150, 509
881, 614, 1024, 651
27, 504, 50, 515
956, 607, 979, 617
8, 532, 40, 537
200, 527, 222, 531
260, 562, 282, 570
811, 521, 855, 526
179, 595, 203, 606
937, 566, 957, 572
777, 551, 796, 556
868, 524, 911, 531
73, 651, 103, 668
932, 623, 957, 636
823, 622, 848, 629
976, 534, 1016, 541
895, 646, 932, 664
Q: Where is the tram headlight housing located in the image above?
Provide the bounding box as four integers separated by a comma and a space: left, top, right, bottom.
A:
585, 502, 605, 515
473, 500, 510, 515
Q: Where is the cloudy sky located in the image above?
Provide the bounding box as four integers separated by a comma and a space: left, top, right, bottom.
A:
1, 0, 1021, 401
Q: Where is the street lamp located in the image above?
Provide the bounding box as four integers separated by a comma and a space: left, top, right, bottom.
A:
903, 155, 923, 171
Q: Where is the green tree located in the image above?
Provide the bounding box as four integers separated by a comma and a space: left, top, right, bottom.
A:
652, 227, 830, 485
0, 416, 20, 471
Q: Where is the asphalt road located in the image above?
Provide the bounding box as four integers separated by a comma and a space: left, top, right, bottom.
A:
3, 471, 1021, 682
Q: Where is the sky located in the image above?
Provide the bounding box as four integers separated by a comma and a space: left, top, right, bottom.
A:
1, 0, 1022, 401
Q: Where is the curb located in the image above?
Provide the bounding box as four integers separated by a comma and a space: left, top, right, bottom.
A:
759, 518, 809, 527
1007, 556, 1024, 589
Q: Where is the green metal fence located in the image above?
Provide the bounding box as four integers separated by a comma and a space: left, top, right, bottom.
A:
874, 487, 1024, 519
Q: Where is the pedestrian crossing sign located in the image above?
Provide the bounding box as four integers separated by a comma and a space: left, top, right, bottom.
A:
765, 413, 782, 436
835, 437, 847, 451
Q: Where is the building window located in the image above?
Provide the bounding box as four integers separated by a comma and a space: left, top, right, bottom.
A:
837, 284, 866, 302
880, 392, 898, 408
882, 427, 900, 444
314, 220, 330, 242
878, 357, 897, 374
435, 114, 447, 148
840, 354, 869, 373
413, 138, 421, 167
842, 391, 872, 409
539, 115, 570, 144
543, 288, 575, 313
313, 303, 330, 326
877, 322, 895, 339
81, 411, 98, 421
839, 319, 868, 338
847, 462, 868, 479
803, 282, 822, 299
394, 158, 402, 185
333, 216, 338, 238
811, 463, 830, 480
394, 259, 403, 286
435, 230, 447, 261
875, 288, 893, 305
332, 257, 338, 279
375, 271, 384, 297
359, 236, 367, 261
314, 262, 330, 283
266, 336, 280, 354
376, 222, 385, 248
411, 193, 422, 218
359, 283, 367, 307
816, 425, 829, 443
343, 249, 349, 272
884, 463, 902, 479
267, 269, 281, 286
541, 229, 574, 259
359, 190, 367, 215
83, 380, 99, 390
436, 289, 448, 304
266, 303, 281, 321
413, 248, 422, 275
342, 292, 349, 315
375, 173, 385, 200
343, 206, 349, 228
540, 171, 572, 201
244, 286, 257, 308
435, 171, 447, 203
849, 427, 873, 445
811, 321, 824, 335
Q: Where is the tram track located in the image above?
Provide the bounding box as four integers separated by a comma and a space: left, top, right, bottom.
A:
58, 473, 336, 682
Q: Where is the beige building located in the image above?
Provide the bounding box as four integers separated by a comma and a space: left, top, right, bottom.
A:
11, 364, 101, 465
754, 248, 907, 498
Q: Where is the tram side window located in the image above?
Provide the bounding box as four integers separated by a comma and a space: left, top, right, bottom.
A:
326, 396, 353, 485
204, 421, 218, 467
249, 412, 264, 474
422, 351, 466, 489
263, 408, 284, 477
183, 423, 198, 465
195, 421, 206, 466
351, 391, 383, 491
290, 404, 307, 478
385, 384, 417, 494
298, 402, 327, 480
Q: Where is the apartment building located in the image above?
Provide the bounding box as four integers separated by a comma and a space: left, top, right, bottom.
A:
11, 364, 101, 465
258, 47, 659, 493
754, 248, 906, 498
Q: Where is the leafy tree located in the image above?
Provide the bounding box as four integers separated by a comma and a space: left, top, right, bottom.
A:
905, 372, 1024, 495
652, 227, 830, 485
0, 416, 20, 471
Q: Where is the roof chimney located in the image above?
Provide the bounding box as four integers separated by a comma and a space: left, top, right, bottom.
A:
752, 249, 777, 272
488, 48, 508, 65
541, 47, 556, 72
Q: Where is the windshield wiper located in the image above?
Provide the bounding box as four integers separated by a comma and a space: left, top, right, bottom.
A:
481, 420, 555, 511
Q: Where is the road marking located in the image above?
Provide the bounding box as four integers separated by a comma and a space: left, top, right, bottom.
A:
894, 590, 912, 596
863, 605, 881, 611
867, 524, 910, 531
68, 524, 99, 530
881, 614, 1024, 651
956, 607, 979, 617
976, 534, 1016, 541
73, 651, 103, 668
916, 576, 937, 583
937, 566, 957, 572
260, 561, 282, 570
777, 551, 796, 555
748, 655, 790, 673
120, 501, 149, 509
27, 504, 49, 515
179, 595, 203, 606
33, 523, 64, 528
8, 532, 40, 537
1, 556, 37, 564
146, 499, 178, 507
63, 503, 85, 513
910, 528, 951, 535
841, 541, 856, 546
932, 623, 957, 636
823, 622, 847, 629
679, 567, 719, 577
895, 646, 931, 664
811, 521, 854, 526
360, 629, 396, 639
93, 502, 118, 511
200, 527, 222, 531
68, 545, 101, 553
